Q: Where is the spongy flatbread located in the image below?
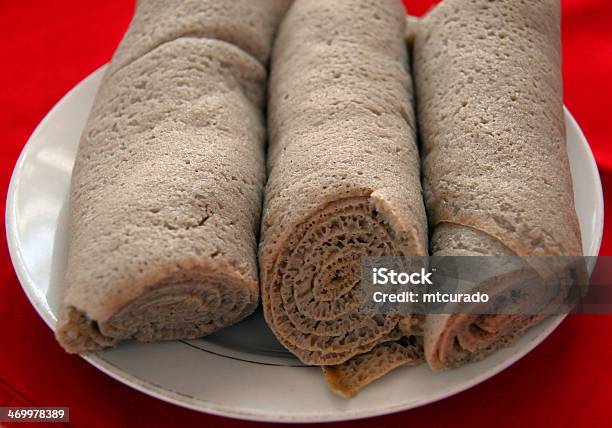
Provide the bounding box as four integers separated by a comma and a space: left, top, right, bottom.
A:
56, 34, 278, 352
323, 338, 423, 398
260, 0, 427, 383
414, 0, 583, 370
108, 0, 292, 76
414, 0, 581, 259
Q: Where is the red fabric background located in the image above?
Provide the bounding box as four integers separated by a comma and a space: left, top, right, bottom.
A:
1, 1, 611, 427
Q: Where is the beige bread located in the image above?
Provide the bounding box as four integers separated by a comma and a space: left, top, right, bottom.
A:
425, 224, 575, 370
108, 0, 292, 75
56, 1, 289, 353
260, 0, 428, 395
323, 337, 423, 399
413, 0, 583, 370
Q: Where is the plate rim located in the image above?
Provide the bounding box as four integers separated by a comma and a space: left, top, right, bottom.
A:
4, 64, 605, 423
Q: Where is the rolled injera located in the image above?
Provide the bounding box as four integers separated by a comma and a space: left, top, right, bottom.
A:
56, 0, 290, 353
413, 0, 584, 370
107, 0, 291, 76
260, 0, 428, 395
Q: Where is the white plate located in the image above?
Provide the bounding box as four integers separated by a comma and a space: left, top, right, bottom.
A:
5, 64, 604, 423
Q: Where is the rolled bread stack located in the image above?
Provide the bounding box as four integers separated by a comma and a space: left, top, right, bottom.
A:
53, 0, 584, 399
56, 0, 291, 353
260, 0, 428, 397
413, 0, 583, 370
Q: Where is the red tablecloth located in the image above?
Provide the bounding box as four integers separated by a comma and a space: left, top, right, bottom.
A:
1, 1, 611, 427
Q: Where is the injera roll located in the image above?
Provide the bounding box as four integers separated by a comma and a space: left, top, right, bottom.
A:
56, 1, 289, 353
413, 0, 584, 370
108, 0, 292, 75
260, 0, 428, 376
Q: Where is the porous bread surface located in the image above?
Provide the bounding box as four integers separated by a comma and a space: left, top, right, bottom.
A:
323, 336, 424, 398
425, 224, 544, 370
108, 0, 292, 76
414, 0, 582, 259
426, 224, 579, 370
414, 0, 583, 370
425, 311, 545, 371
57, 37, 271, 352
260, 0, 428, 367
431, 222, 516, 257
